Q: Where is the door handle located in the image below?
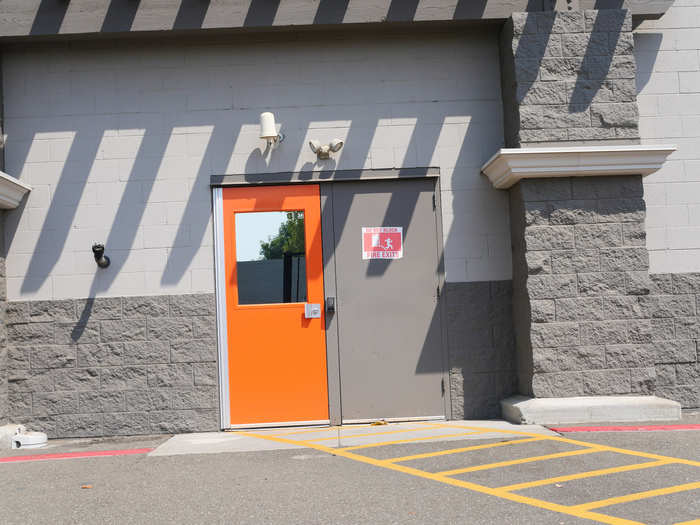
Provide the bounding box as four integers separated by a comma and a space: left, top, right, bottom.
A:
326, 297, 335, 313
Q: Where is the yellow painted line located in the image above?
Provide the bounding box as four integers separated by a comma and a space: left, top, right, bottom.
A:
306, 425, 446, 442
572, 481, 700, 511
271, 426, 346, 437
423, 422, 700, 468
272, 428, 338, 437
339, 431, 484, 451
271, 424, 398, 437
498, 460, 671, 492
674, 519, 700, 525
438, 447, 602, 476
238, 430, 644, 525
383, 436, 548, 463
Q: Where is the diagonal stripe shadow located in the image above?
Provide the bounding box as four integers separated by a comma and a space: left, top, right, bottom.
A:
20, 130, 102, 293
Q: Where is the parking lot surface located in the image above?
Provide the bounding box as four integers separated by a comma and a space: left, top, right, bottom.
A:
1, 417, 698, 524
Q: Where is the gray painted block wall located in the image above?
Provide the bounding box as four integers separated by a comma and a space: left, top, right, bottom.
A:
509, 175, 699, 408
4, 293, 218, 437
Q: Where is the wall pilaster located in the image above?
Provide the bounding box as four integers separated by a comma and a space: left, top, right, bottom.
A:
496, 9, 697, 409
499, 9, 639, 147
0, 211, 7, 425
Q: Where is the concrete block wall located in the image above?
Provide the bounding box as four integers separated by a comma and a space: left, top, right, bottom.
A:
0, 30, 518, 433
446, 281, 517, 419
0, 211, 6, 425
2, 30, 510, 300
636, 0, 700, 274
4, 294, 218, 437
510, 175, 698, 408
500, 9, 639, 147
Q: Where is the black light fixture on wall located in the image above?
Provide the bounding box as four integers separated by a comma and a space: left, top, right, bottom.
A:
92, 243, 111, 269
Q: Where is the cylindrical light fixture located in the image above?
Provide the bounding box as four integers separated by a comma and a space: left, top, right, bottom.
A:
260, 112, 284, 145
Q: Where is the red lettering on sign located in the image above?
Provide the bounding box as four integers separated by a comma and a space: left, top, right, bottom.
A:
362, 227, 403, 260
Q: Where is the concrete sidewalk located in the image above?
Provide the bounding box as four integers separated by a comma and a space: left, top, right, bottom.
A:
149, 420, 558, 457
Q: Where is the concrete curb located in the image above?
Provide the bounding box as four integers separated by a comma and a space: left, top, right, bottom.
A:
501, 395, 681, 425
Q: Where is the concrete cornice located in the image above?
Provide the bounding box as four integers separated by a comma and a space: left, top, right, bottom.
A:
0, 170, 32, 209
481, 145, 677, 189
0, 0, 673, 42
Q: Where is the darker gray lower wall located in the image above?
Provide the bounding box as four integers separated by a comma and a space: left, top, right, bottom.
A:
4, 294, 219, 438
509, 175, 699, 408
446, 281, 518, 419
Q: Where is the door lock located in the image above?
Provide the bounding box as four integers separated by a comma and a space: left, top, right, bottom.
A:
304, 303, 322, 319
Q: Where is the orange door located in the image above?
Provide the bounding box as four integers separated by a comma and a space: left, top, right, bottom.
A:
223, 184, 329, 426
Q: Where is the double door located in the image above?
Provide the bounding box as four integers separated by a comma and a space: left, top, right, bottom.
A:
216, 177, 447, 427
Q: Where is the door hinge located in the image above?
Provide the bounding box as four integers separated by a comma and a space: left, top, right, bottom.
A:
441, 378, 445, 396
432, 193, 436, 211
436, 285, 440, 299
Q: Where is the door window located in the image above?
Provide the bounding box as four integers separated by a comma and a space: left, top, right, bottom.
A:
234, 211, 307, 305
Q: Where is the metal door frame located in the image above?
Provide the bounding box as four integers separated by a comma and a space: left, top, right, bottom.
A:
212, 168, 452, 429
213, 187, 231, 429
212, 186, 330, 430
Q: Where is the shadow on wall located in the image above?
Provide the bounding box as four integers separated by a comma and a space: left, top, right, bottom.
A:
438, 281, 517, 419
569, 0, 625, 111
13, 0, 638, 297
506, 0, 639, 143
4, 30, 507, 417
634, 32, 663, 93
410, 273, 518, 419
26, 0, 496, 37
29, 0, 69, 35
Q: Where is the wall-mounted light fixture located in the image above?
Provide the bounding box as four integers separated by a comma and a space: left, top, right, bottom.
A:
92, 243, 110, 269
309, 139, 344, 160
260, 112, 284, 146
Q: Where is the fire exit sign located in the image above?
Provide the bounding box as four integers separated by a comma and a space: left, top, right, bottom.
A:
362, 227, 403, 260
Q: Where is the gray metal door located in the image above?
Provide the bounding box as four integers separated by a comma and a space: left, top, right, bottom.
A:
325, 178, 447, 422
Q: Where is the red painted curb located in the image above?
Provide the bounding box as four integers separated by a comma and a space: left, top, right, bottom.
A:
551, 424, 700, 432
0, 447, 153, 464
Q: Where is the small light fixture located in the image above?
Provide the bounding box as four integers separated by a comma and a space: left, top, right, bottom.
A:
309, 138, 344, 159
260, 112, 284, 146
92, 243, 110, 269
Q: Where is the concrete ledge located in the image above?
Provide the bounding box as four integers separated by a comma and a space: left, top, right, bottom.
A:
480, 145, 676, 189
0, 170, 31, 209
501, 395, 681, 425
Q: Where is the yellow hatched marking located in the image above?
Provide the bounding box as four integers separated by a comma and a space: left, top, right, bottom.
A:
384, 436, 548, 463
238, 430, 644, 525
307, 425, 446, 442
498, 460, 671, 492
438, 447, 602, 476
571, 482, 700, 511
272, 428, 337, 437
421, 422, 700, 467
272, 426, 358, 437
339, 431, 484, 451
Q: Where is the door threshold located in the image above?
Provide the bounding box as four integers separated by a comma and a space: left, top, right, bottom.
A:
226, 419, 331, 430
342, 415, 446, 425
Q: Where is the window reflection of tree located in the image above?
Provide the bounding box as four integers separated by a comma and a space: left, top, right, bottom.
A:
259, 211, 306, 303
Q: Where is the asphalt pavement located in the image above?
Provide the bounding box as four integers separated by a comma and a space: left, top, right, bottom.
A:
1, 413, 698, 525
